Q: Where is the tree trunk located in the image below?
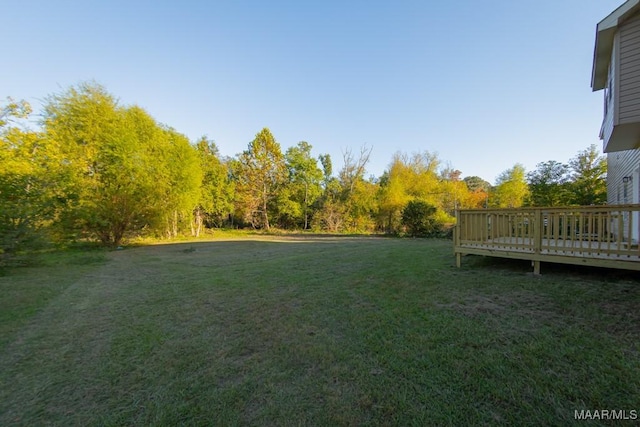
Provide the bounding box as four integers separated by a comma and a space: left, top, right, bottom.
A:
195, 209, 202, 237
190, 208, 202, 237
262, 183, 270, 230
172, 210, 178, 237
304, 181, 309, 230
112, 220, 127, 247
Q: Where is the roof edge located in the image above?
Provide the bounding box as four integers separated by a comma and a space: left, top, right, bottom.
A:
592, 0, 640, 91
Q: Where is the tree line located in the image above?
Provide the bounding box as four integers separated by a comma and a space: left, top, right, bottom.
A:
0, 83, 607, 256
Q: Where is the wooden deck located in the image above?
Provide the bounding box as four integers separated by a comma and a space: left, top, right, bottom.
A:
454, 205, 640, 274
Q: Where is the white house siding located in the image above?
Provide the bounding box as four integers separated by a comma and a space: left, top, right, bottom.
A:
618, 14, 640, 124
608, 149, 640, 204
608, 149, 640, 242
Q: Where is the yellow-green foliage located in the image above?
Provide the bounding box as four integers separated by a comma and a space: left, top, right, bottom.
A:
1, 83, 609, 249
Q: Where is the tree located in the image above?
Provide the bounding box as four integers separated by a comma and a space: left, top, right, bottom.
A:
0, 99, 60, 261
41, 82, 200, 246
195, 137, 234, 232
491, 164, 529, 208
338, 146, 378, 232
160, 127, 202, 238
568, 144, 607, 205
526, 160, 571, 207
235, 128, 287, 229
43, 82, 124, 244
84, 105, 167, 245
319, 154, 333, 187
377, 173, 411, 233
339, 145, 372, 195
312, 146, 378, 233
0, 97, 31, 127
439, 167, 466, 215
376, 151, 468, 233
345, 178, 379, 232
460, 176, 491, 209
284, 141, 323, 229
117, 105, 171, 238
463, 176, 491, 193
312, 153, 347, 232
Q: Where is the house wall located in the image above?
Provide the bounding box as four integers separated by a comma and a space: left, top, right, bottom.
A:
608, 149, 640, 204
598, 5, 640, 243
618, 14, 640, 124
601, 36, 617, 143
608, 148, 640, 242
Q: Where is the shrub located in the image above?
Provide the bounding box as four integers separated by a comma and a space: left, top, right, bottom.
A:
401, 200, 439, 237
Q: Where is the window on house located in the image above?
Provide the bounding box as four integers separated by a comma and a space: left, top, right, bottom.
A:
605, 63, 614, 115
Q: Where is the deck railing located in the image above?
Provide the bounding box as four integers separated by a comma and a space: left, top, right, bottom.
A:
454, 204, 640, 273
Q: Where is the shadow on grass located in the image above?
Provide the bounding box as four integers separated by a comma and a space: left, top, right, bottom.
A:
463, 254, 640, 282
119, 235, 398, 256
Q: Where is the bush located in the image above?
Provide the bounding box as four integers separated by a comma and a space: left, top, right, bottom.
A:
401, 200, 439, 237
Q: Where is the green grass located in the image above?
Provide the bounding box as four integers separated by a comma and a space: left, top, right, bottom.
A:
1, 237, 638, 426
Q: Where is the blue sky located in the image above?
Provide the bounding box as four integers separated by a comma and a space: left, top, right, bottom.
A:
1, 0, 624, 184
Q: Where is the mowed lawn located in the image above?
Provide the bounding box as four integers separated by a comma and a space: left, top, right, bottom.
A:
1, 237, 639, 426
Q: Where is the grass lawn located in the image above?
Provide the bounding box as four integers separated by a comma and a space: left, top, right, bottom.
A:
1, 236, 639, 425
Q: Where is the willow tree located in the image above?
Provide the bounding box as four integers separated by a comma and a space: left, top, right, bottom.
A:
42, 82, 197, 246
43, 83, 122, 244
0, 98, 60, 258
235, 128, 287, 229
161, 128, 202, 238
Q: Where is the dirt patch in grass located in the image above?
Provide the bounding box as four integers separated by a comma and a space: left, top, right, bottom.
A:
436, 291, 555, 320
434, 290, 561, 342
595, 281, 640, 354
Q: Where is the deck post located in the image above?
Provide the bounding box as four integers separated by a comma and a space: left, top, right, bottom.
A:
533, 209, 542, 275
454, 209, 461, 268
533, 209, 542, 254
533, 260, 541, 275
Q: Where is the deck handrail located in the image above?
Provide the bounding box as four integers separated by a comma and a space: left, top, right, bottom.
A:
454, 204, 640, 273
